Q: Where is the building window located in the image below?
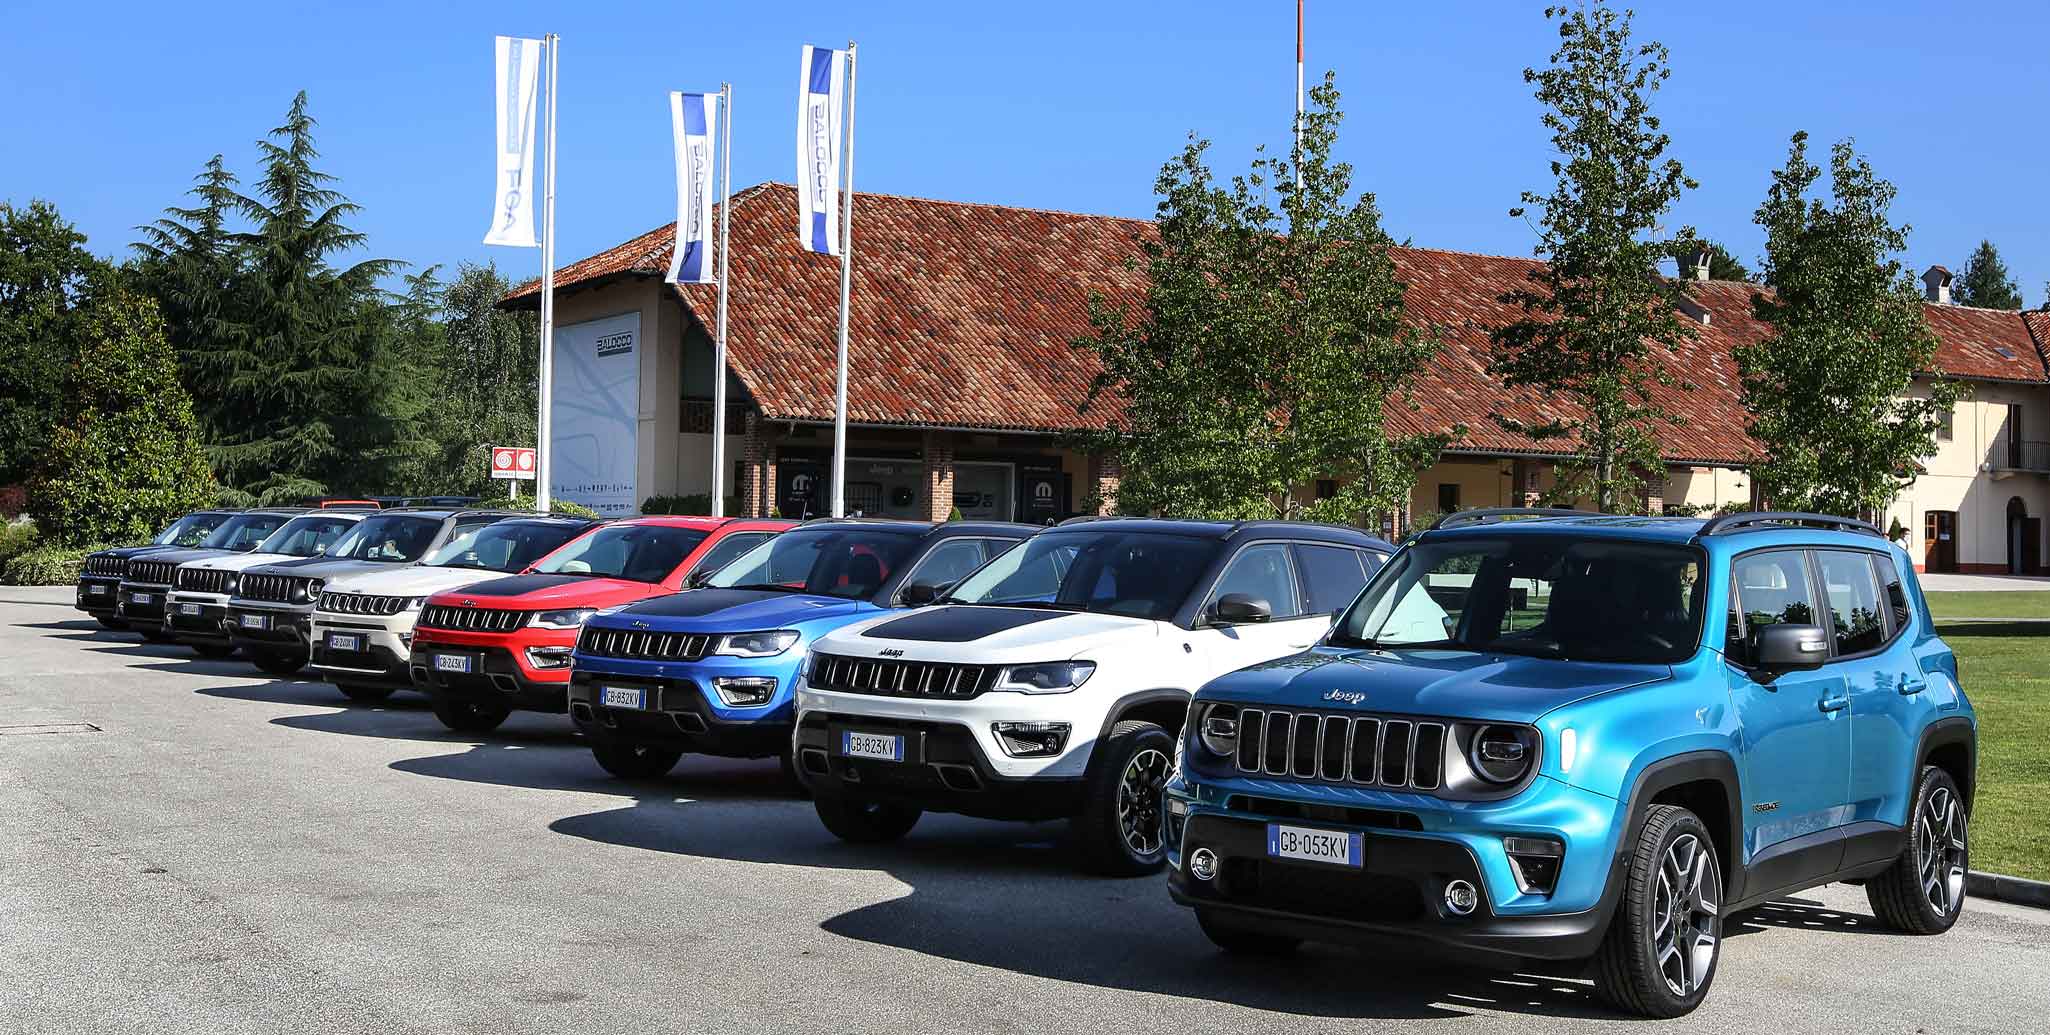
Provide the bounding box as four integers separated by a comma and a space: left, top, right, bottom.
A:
1936, 406, 1953, 441
1437, 483, 1460, 514
1315, 479, 1338, 500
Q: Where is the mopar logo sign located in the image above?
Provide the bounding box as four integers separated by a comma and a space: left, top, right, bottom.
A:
1322, 690, 1367, 706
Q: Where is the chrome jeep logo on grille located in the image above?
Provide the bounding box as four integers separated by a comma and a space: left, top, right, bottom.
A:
461, 599, 476, 607
1322, 689, 1367, 706
878, 648, 905, 658
632, 621, 650, 629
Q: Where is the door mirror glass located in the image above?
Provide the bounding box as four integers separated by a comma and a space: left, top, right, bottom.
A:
1750, 623, 1830, 674
1212, 593, 1272, 625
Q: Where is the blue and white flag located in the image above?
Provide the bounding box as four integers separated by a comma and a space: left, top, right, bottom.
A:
484, 35, 543, 247
795, 44, 845, 256
667, 92, 718, 284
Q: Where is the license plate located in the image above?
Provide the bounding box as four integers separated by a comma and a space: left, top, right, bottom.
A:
840, 730, 905, 762
131, 593, 152, 605
600, 685, 649, 710
88, 583, 108, 595
179, 602, 201, 616
327, 633, 362, 652
434, 653, 473, 673
239, 613, 269, 630
1267, 823, 1363, 868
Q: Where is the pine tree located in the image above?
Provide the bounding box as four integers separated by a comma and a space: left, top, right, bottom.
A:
1737, 132, 1959, 517
1489, 3, 1698, 513
0, 200, 110, 486
131, 155, 242, 413
1953, 239, 2022, 309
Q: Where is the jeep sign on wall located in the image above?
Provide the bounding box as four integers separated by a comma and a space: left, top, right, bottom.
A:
549, 312, 640, 516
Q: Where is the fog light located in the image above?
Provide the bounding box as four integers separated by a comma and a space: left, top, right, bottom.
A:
1503, 836, 1565, 895
525, 645, 574, 670
1444, 879, 1479, 916
710, 676, 777, 706
1188, 848, 1219, 882
992, 721, 1070, 757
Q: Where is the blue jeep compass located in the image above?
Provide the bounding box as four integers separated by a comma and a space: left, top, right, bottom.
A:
1164, 510, 1975, 1018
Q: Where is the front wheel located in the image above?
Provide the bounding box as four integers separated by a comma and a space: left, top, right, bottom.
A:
249, 649, 306, 676
1866, 766, 1968, 934
1591, 804, 1723, 1018
95, 616, 129, 631
590, 740, 683, 780
430, 693, 511, 733
1071, 720, 1176, 876
138, 625, 172, 643
814, 790, 921, 843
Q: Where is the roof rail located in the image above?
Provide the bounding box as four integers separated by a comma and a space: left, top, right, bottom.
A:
1696, 511, 1882, 538
1429, 507, 1593, 531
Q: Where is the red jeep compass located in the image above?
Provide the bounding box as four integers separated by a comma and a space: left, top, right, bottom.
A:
409, 515, 793, 732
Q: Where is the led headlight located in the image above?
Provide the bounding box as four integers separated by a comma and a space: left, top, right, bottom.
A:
1470, 724, 1538, 785
1196, 703, 1240, 757
715, 630, 800, 657
529, 608, 598, 630
993, 660, 1096, 694
294, 579, 324, 603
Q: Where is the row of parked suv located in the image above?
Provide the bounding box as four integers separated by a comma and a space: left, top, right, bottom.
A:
74, 504, 1976, 1017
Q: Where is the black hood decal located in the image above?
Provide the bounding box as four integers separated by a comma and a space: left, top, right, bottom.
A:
455, 573, 594, 598
624, 588, 787, 617
861, 606, 1067, 642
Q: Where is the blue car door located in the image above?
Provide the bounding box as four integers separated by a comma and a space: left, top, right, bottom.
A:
1824, 549, 1923, 858
1723, 548, 1852, 886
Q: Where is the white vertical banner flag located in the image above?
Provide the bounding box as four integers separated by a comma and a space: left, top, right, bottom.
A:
484, 35, 544, 247
666, 92, 717, 284
795, 44, 845, 256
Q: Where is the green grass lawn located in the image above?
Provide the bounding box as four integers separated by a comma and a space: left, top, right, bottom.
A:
1924, 593, 2048, 881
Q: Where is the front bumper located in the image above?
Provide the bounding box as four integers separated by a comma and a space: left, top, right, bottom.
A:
794, 680, 1114, 782
115, 583, 172, 625
1163, 770, 1626, 961
410, 643, 566, 714
224, 603, 313, 654
76, 576, 122, 614
793, 710, 1087, 822
569, 669, 792, 759
309, 612, 419, 689
164, 593, 231, 645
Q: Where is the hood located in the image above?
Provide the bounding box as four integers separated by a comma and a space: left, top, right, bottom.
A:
1198, 647, 1673, 724
185, 551, 296, 573
245, 557, 396, 580
98, 544, 190, 560
134, 547, 239, 568
431, 572, 663, 610
816, 604, 1158, 663
327, 565, 509, 598
596, 588, 876, 632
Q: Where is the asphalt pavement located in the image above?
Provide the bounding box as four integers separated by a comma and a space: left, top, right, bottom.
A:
3, 586, 2046, 1034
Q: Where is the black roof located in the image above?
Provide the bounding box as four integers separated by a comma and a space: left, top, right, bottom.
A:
1051, 516, 1392, 550
795, 517, 1038, 539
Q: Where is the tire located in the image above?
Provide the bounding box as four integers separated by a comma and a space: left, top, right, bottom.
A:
813, 789, 921, 843
590, 740, 683, 780
1071, 720, 1176, 876
337, 683, 395, 704
189, 643, 235, 659
1196, 908, 1301, 956
95, 616, 129, 631
1866, 765, 1968, 935
430, 693, 511, 733
1591, 804, 1723, 1018
249, 649, 306, 676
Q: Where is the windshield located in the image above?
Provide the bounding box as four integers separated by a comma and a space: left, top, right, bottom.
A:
323, 515, 445, 563
200, 512, 294, 552
1332, 535, 1704, 664
155, 512, 229, 547
706, 527, 921, 600
255, 514, 360, 558
531, 523, 708, 582
427, 521, 589, 572
945, 530, 1224, 621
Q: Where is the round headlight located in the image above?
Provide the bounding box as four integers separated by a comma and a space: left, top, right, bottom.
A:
1197, 703, 1240, 757
1470, 725, 1536, 784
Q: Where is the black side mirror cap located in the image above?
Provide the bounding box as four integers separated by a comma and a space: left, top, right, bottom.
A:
1212, 593, 1273, 625
686, 569, 714, 588
901, 581, 946, 606
1750, 623, 1830, 674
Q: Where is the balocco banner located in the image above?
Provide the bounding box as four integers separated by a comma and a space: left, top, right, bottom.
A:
484, 35, 543, 247
667, 91, 718, 284
794, 44, 845, 256
549, 312, 641, 515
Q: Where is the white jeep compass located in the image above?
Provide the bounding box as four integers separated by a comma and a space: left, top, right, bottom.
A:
793, 517, 1391, 874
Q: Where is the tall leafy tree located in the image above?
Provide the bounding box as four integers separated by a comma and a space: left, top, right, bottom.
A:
1737, 132, 1959, 518
414, 262, 539, 495
1663, 236, 1751, 282
1074, 77, 1443, 522
1953, 239, 2022, 309
1489, 3, 1698, 513
131, 155, 243, 407
0, 200, 110, 486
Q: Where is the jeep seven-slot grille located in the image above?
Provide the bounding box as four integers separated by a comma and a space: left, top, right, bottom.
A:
418, 604, 524, 633
1233, 708, 1446, 791
808, 652, 998, 699
239, 573, 313, 604
576, 627, 715, 662
175, 567, 232, 594
85, 554, 128, 577
126, 559, 178, 586
320, 592, 409, 617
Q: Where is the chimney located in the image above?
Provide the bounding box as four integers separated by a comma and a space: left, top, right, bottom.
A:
1690, 243, 1713, 282
1922, 265, 1953, 305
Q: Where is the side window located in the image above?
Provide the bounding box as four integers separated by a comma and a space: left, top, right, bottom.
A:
903, 538, 993, 593
1874, 553, 1912, 633
690, 532, 769, 581
1728, 550, 1820, 662
1816, 550, 1887, 655
1294, 543, 1372, 615
1208, 543, 1303, 619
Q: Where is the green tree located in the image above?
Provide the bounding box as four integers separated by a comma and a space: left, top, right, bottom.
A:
1074, 76, 1443, 522
1663, 236, 1751, 282
131, 155, 243, 405
1738, 132, 1959, 518
414, 262, 538, 494
28, 275, 215, 545
1490, 3, 1698, 514
0, 200, 112, 485
1953, 239, 2022, 309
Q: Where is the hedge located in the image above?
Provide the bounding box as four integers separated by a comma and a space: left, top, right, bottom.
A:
3, 542, 115, 586
470, 493, 602, 520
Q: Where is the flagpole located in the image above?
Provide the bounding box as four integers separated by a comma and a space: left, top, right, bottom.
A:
829, 41, 858, 518
535, 32, 560, 513
711, 82, 733, 518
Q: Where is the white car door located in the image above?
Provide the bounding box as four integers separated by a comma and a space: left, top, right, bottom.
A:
1189, 541, 1324, 677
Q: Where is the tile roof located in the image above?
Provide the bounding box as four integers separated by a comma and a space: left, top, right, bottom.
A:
508, 184, 2049, 464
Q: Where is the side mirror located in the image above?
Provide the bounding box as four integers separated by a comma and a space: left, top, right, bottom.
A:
1750, 624, 1830, 675
687, 569, 715, 589
1212, 593, 1272, 625
900, 581, 946, 606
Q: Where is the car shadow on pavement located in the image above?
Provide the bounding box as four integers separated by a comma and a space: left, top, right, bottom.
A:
1726, 896, 1898, 939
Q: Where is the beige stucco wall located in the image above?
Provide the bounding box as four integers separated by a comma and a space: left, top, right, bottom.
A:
1882, 378, 2050, 570
1664, 465, 1752, 512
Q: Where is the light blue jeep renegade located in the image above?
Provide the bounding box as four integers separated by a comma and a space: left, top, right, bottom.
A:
1164, 510, 1975, 1018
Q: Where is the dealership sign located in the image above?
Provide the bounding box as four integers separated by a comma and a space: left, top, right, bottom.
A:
490, 446, 537, 481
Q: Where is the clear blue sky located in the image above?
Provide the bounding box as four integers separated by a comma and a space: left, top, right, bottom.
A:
5, 1, 2045, 304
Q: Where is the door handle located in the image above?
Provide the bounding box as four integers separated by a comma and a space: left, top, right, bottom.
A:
1818, 693, 1850, 713
1899, 678, 1927, 696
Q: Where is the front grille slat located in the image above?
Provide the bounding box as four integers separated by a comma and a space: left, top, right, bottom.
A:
419, 604, 524, 634
1231, 707, 1450, 795
127, 559, 177, 586
318, 592, 408, 617
572, 624, 713, 662
806, 651, 1000, 701
174, 567, 232, 595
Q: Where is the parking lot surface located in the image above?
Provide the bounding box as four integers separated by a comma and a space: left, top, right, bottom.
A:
4, 586, 2047, 1034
